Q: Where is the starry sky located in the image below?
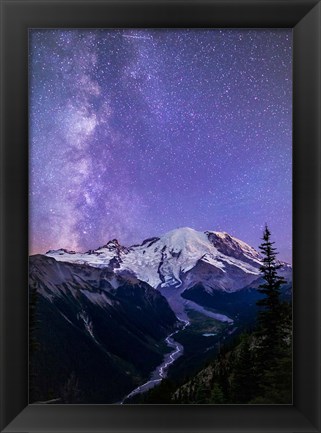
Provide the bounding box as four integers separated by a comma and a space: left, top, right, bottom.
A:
29, 29, 292, 262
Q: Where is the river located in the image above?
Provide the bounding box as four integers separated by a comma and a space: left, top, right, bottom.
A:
121, 318, 190, 403
120, 301, 233, 403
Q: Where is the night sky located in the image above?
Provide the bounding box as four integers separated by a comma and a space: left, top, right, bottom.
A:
29, 29, 292, 262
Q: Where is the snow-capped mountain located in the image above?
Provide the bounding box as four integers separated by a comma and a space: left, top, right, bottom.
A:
46, 227, 289, 294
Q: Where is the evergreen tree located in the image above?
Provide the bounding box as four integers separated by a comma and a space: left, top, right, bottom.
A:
194, 383, 209, 404
256, 225, 285, 369
252, 225, 293, 403
209, 383, 225, 404
230, 334, 257, 403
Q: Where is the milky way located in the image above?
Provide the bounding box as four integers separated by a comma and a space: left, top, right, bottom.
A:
29, 29, 292, 261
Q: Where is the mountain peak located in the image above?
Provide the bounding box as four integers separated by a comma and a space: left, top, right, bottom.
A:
205, 231, 261, 262
212, 231, 229, 238
160, 227, 209, 251
106, 239, 121, 247
97, 239, 123, 250
162, 227, 199, 237
46, 248, 76, 255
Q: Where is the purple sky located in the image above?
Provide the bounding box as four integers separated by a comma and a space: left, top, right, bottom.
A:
29, 29, 292, 262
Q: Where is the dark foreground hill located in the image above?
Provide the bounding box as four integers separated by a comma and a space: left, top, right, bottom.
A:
29, 255, 178, 403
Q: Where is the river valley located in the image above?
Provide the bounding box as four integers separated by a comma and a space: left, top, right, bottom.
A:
120, 297, 233, 404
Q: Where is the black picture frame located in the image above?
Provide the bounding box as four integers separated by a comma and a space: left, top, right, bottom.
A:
0, 0, 320, 432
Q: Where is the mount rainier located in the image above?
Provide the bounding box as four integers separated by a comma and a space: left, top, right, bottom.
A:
47, 227, 290, 294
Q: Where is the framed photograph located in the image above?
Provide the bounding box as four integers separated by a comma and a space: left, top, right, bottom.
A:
1, 0, 320, 432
